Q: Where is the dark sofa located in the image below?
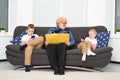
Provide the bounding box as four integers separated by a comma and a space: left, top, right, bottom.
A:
6, 26, 113, 68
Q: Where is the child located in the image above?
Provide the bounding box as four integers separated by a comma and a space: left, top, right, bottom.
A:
77, 28, 97, 61
20, 24, 44, 72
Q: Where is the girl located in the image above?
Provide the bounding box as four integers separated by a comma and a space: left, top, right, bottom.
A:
77, 28, 97, 61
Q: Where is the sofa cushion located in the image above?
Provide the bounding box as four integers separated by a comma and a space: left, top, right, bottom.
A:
67, 47, 113, 55
96, 31, 110, 48
10, 31, 27, 45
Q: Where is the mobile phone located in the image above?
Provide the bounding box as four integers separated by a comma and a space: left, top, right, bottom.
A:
31, 35, 35, 39
81, 36, 85, 40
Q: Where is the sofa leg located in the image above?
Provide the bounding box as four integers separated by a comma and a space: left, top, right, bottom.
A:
13, 66, 103, 72
86, 67, 103, 72
65, 66, 103, 72
13, 66, 51, 71
14, 66, 25, 70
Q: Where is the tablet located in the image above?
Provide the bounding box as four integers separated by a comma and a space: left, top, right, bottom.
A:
45, 34, 69, 44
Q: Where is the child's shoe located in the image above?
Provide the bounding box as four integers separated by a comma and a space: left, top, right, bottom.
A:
20, 44, 27, 51
25, 65, 30, 72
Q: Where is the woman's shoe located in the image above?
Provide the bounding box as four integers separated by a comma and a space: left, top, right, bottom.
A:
59, 66, 65, 75
54, 66, 59, 75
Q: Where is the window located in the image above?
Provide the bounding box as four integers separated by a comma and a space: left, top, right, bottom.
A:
33, 0, 86, 27
0, 0, 8, 31
115, 0, 120, 32
33, 0, 60, 26
62, 0, 86, 26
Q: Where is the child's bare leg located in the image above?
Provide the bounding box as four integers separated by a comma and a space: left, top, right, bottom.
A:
86, 42, 96, 56
82, 52, 87, 61
81, 45, 87, 61
77, 42, 88, 61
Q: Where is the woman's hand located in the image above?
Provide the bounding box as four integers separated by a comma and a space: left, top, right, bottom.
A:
65, 42, 71, 46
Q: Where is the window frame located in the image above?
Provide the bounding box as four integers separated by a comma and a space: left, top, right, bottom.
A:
0, 0, 8, 32
115, 0, 120, 33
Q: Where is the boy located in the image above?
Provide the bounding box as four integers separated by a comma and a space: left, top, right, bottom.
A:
20, 24, 44, 72
77, 28, 97, 61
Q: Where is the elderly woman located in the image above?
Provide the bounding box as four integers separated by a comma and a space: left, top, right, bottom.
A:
45, 17, 75, 75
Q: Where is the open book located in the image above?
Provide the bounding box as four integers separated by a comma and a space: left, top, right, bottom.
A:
45, 33, 69, 44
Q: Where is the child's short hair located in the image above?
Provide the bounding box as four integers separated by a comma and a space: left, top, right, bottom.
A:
27, 24, 35, 30
89, 28, 97, 34
56, 17, 67, 26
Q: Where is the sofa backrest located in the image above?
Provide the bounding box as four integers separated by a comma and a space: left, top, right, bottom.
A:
13, 26, 108, 47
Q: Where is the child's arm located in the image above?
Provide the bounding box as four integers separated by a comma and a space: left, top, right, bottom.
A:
20, 41, 27, 45
92, 38, 97, 50
20, 35, 29, 45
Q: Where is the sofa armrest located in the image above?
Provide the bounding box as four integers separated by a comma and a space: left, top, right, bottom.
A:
6, 44, 22, 52
93, 47, 113, 54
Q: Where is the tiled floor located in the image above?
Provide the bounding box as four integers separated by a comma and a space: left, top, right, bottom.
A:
0, 61, 120, 72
